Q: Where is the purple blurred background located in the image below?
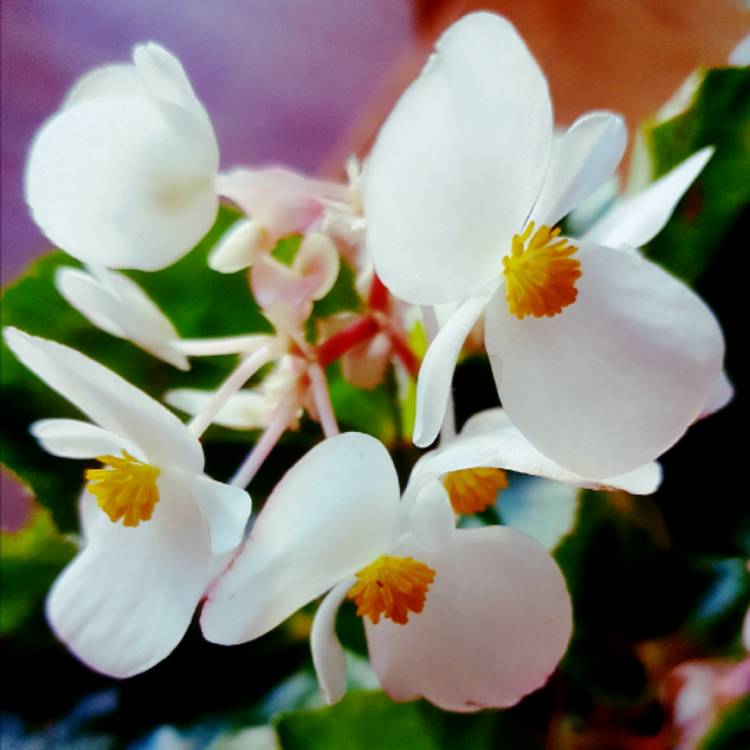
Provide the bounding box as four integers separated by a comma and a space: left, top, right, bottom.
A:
1, 0, 413, 284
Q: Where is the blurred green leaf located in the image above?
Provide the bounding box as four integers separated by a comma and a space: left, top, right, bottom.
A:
643, 67, 750, 283
0, 506, 75, 634
698, 694, 750, 750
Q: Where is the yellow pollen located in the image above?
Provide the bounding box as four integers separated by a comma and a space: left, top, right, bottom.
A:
85, 450, 160, 527
502, 222, 581, 319
442, 468, 508, 515
348, 555, 436, 625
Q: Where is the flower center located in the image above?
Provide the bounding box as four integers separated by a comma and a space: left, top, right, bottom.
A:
348, 555, 436, 625
442, 467, 508, 514
85, 450, 160, 527
502, 222, 581, 319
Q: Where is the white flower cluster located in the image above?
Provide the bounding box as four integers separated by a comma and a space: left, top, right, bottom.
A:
6, 12, 729, 712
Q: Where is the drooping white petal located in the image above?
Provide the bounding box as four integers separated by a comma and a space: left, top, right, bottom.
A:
208, 219, 274, 273
311, 578, 354, 704
365, 526, 572, 711
201, 433, 401, 645
403, 480, 455, 552
165, 388, 278, 430
4, 328, 203, 472
26, 45, 219, 271
582, 147, 713, 249
31, 419, 135, 459
531, 111, 627, 228
698, 370, 733, 420
161, 469, 251, 555
47, 488, 224, 678
485, 244, 724, 477
410, 408, 662, 495
414, 294, 490, 447
56, 267, 189, 370
364, 12, 552, 304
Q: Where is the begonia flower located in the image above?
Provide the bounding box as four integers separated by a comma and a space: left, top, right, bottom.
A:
3, 327, 251, 678
201, 432, 572, 712
363, 12, 724, 478
209, 170, 348, 274
26, 43, 220, 271
55, 265, 274, 369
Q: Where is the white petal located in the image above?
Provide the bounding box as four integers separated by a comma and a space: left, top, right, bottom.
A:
200, 433, 400, 644
208, 219, 273, 273
411, 408, 662, 495
364, 12, 552, 304
311, 579, 353, 705
47, 487, 223, 678
293, 233, 340, 301
583, 147, 713, 248
64, 64, 145, 108
4, 328, 203, 472
485, 244, 724, 477
404, 481, 455, 552
531, 111, 627, 228
729, 34, 750, 66
56, 267, 189, 370
365, 526, 572, 711
698, 370, 733, 420
414, 294, 490, 447
165, 388, 277, 430
31, 419, 134, 459
162, 469, 251, 555
26, 94, 218, 270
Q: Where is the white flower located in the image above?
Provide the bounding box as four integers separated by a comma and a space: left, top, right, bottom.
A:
3, 327, 251, 678
55, 265, 279, 369
26, 43, 219, 271
200, 433, 572, 712
363, 12, 724, 478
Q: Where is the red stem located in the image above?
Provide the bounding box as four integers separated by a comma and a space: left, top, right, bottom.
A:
317, 316, 379, 367
368, 274, 390, 312
388, 329, 420, 378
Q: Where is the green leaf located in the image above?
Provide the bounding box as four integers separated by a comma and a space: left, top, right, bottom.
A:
0, 207, 269, 530
698, 695, 750, 750
0, 506, 75, 634
643, 67, 750, 283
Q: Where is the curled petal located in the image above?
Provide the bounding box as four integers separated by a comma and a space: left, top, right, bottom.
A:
293, 233, 340, 301
4, 328, 204, 472
365, 526, 572, 711
414, 295, 490, 447
531, 111, 627, 228
31, 419, 136, 459
698, 370, 733, 420
364, 12, 552, 304
201, 433, 400, 644
485, 244, 724, 477
311, 579, 354, 704
583, 147, 714, 249
47, 489, 225, 678
208, 219, 273, 273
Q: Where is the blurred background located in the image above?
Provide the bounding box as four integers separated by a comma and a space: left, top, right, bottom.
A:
1, 2, 748, 749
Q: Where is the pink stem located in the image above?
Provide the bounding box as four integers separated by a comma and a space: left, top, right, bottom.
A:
308, 363, 340, 438
229, 396, 298, 488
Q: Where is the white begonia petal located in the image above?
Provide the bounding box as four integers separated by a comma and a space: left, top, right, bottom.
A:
56, 267, 189, 370
165, 388, 278, 430
208, 219, 274, 273
311, 578, 354, 705
485, 244, 724, 478
48, 488, 225, 679
403, 481, 455, 552
365, 526, 572, 711
160, 469, 250, 555
4, 328, 203, 472
364, 12, 552, 305
414, 294, 490, 447
26, 45, 219, 271
699, 370, 733, 420
582, 147, 713, 249
729, 34, 750, 66
217, 168, 335, 240
531, 111, 627, 228
410, 408, 662, 495
201, 433, 401, 645
31, 419, 136, 459
64, 64, 145, 108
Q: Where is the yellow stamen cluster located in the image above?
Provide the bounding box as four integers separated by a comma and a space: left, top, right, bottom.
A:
348, 555, 436, 625
85, 450, 160, 527
442, 467, 508, 515
502, 222, 581, 319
